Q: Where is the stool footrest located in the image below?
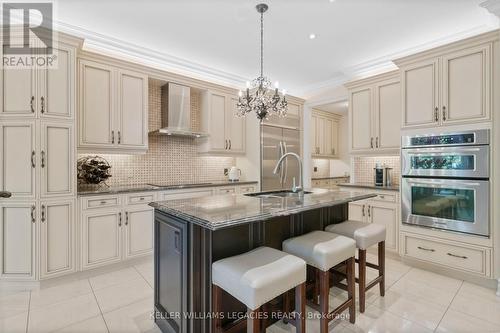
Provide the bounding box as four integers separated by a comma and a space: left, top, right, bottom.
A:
365, 276, 384, 292
220, 317, 246, 333
354, 258, 380, 270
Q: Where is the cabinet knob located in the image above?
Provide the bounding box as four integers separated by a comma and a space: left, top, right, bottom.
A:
30, 96, 35, 113
0, 191, 12, 198
370, 138, 374, 149
31, 151, 36, 168
41, 150, 45, 168
41, 205, 46, 223
118, 131, 121, 144
31, 205, 36, 223
442, 106, 447, 121
434, 107, 439, 122
40, 96, 45, 114
112, 131, 115, 144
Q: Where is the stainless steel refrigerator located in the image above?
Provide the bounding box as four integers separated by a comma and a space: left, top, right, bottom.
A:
261, 123, 301, 191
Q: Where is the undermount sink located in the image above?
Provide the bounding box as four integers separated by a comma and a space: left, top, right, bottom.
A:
245, 190, 312, 199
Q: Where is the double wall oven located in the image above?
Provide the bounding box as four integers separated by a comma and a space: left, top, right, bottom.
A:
401, 130, 490, 237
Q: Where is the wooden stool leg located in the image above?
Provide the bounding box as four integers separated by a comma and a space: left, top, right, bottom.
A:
314, 268, 321, 304
282, 290, 291, 324
378, 241, 386, 297
212, 284, 222, 333
319, 269, 330, 333
358, 249, 367, 313
295, 282, 306, 333
346, 257, 356, 324
248, 307, 261, 333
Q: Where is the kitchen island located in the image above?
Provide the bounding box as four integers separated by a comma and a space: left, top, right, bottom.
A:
150, 189, 376, 333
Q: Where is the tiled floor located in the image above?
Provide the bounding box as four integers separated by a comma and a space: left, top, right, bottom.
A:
1, 256, 499, 333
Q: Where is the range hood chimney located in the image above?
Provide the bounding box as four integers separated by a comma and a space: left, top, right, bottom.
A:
152, 82, 208, 138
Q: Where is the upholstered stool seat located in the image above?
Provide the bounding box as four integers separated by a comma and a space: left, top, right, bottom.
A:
212, 246, 307, 333
325, 220, 387, 313
325, 221, 386, 249
282, 231, 357, 333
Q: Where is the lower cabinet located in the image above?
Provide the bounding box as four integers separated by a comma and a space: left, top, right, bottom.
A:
347, 190, 399, 251
0, 202, 36, 280
124, 206, 154, 259
39, 199, 76, 279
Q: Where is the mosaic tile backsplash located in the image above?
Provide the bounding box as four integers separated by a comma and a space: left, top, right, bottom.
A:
78, 80, 235, 186
351, 156, 400, 185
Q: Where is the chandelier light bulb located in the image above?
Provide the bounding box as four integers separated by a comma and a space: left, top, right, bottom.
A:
274, 81, 279, 89
246, 81, 250, 88
238, 90, 243, 97
282, 89, 287, 96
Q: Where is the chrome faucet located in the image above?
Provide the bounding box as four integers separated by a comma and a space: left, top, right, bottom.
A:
273, 152, 304, 197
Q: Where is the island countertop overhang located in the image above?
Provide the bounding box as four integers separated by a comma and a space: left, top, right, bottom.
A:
149, 189, 377, 231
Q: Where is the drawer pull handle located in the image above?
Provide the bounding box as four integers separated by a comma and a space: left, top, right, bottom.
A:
31, 205, 36, 223
379, 195, 385, 199
100, 201, 106, 205
140, 197, 144, 201
417, 246, 435, 252
41, 205, 46, 223
447, 252, 467, 259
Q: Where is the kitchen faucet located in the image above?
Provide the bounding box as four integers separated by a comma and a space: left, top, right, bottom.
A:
273, 152, 304, 197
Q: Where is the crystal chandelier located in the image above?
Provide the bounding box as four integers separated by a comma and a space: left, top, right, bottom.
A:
237, 3, 287, 121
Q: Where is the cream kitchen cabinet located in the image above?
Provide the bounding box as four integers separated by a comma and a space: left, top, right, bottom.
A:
0, 43, 75, 119
396, 37, 492, 129
39, 199, 76, 279
199, 91, 245, 154
311, 110, 340, 158
78, 59, 148, 153
0, 202, 37, 281
124, 205, 154, 259
346, 71, 401, 155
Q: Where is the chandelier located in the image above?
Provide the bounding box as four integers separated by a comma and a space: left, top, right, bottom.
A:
236, 3, 287, 121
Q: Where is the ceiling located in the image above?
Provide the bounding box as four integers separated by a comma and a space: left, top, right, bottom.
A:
54, 0, 498, 97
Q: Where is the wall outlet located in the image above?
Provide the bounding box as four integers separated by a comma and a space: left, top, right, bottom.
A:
224, 168, 229, 176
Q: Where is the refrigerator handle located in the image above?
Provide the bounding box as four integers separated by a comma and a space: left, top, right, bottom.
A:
282, 141, 288, 185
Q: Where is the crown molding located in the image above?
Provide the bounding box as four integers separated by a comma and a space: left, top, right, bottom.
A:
481, 0, 500, 17
298, 24, 498, 99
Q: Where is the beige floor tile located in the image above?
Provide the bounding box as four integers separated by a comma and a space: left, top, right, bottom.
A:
267, 308, 347, 332
0, 311, 28, 333
342, 304, 433, 333
103, 298, 159, 333
94, 278, 153, 313
134, 261, 153, 278
89, 267, 142, 291
28, 293, 100, 333
436, 308, 500, 333
389, 276, 458, 307
53, 315, 108, 333
402, 268, 462, 293
450, 282, 500, 326
0, 291, 30, 319
371, 289, 448, 330
30, 279, 92, 310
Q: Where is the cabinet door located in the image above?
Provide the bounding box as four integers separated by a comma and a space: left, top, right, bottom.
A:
310, 114, 318, 155
331, 119, 339, 157
442, 45, 491, 125
124, 206, 154, 259
39, 44, 75, 119
0, 45, 37, 118
350, 87, 373, 151
39, 199, 75, 279
40, 121, 74, 198
0, 121, 36, 200
375, 79, 401, 150
117, 70, 148, 149
81, 209, 122, 269
316, 117, 325, 155
0, 202, 36, 280
209, 92, 227, 151
401, 59, 439, 128
226, 96, 245, 153
369, 202, 397, 251
323, 117, 332, 156
155, 214, 188, 333
348, 201, 367, 222
79, 60, 115, 148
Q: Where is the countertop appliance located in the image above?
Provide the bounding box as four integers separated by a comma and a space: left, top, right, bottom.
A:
401, 129, 490, 236
261, 116, 300, 191
374, 164, 392, 187
228, 167, 241, 181
150, 82, 209, 138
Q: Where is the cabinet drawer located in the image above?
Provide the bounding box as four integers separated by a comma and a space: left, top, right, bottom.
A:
160, 189, 213, 201
83, 195, 121, 210
126, 193, 155, 205
403, 234, 490, 276
239, 186, 255, 193
217, 187, 236, 195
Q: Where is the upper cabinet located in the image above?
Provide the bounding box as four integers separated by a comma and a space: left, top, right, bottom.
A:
0, 43, 75, 119
395, 34, 493, 129
78, 59, 148, 153
311, 110, 340, 159
198, 91, 245, 154
346, 71, 401, 155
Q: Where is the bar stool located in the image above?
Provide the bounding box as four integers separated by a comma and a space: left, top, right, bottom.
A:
282, 231, 356, 333
212, 246, 307, 333
325, 221, 386, 313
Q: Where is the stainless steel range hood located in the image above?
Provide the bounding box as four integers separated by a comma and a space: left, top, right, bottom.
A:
151, 82, 209, 138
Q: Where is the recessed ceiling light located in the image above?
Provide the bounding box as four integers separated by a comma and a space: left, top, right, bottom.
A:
329, 0, 336, 2
309, 33, 316, 40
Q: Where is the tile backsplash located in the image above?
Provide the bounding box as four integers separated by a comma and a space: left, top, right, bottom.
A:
78, 79, 234, 186
351, 156, 400, 185
311, 159, 330, 178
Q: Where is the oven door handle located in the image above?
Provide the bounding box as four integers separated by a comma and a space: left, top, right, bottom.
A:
404, 147, 483, 154
407, 179, 483, 187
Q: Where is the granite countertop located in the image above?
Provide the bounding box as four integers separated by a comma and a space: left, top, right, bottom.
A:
311, 176, 350, 180
337, 182, 400, 192
150, 189, 376, 230
77, 180, 258, 196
